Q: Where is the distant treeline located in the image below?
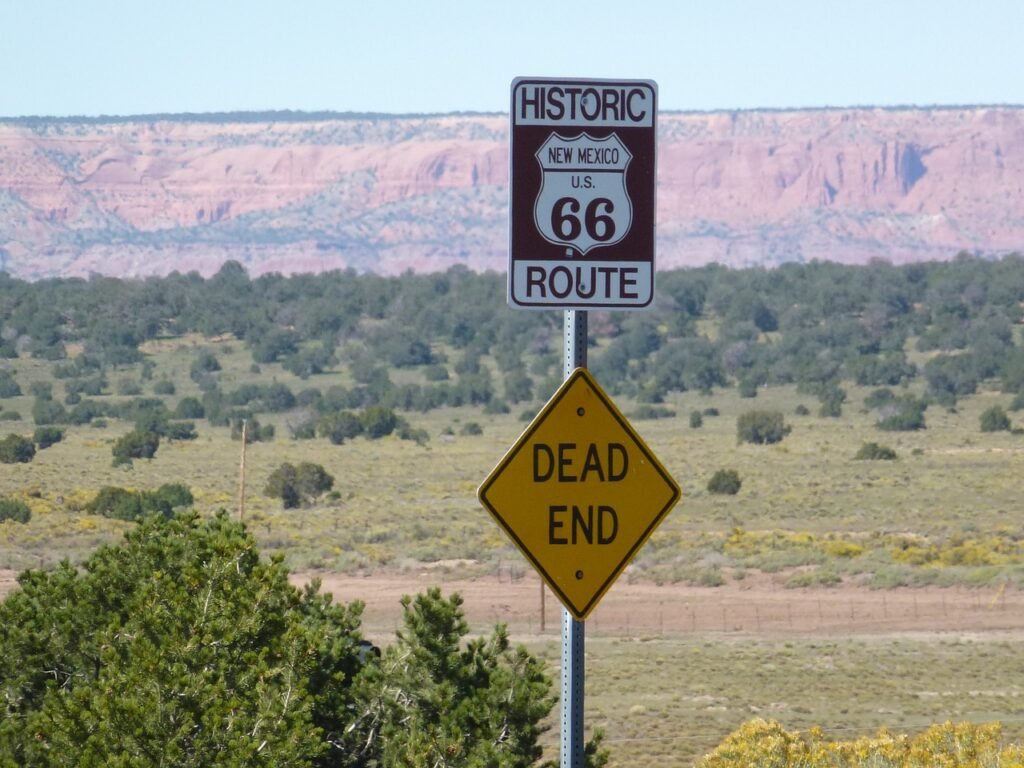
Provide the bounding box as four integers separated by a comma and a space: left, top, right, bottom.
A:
3, 254, 1024, 415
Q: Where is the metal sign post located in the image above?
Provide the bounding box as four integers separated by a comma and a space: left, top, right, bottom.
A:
482, 76, 674, 768
562, 309, 586, 768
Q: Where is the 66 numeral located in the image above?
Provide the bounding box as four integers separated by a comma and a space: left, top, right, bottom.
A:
551, 197, 616, 243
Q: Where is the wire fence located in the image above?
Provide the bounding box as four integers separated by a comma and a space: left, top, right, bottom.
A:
471, 567, 1024, 639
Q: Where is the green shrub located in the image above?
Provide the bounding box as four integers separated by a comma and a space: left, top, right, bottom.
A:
33, 426, 64, 449
111, 429, 159, 467
164, 421, 198, 441
864, 387, 896, 409
153, 379, 176, 395
265, 462, 335, 509
0, 498, 31, 523
632, 404, 675, 420
794, 404, 810, 416
784, 568, 842, 588
707, 469, 742, 495
173, 396, 205, 419
32, 397, 67, 425
87, 483, 193, 521
0, 434, 35, 464
460, 422, 483, 436
361, 406, 398, 438
736, 411, 790, 445
397, 422, 430, 445
695, 567, 726, 587
0, 411, 21, 421
231, 416, 273, 443
318, 410, 363, 445
689, 410, 703, 429
424, 364, 449, 381
141, 483, 195, 517
980, 405, 1011, 432
817, 386, 846, 418
86, 486, 145, 520
0, 373, 22, 398
854, 442, 898, 460
0, 513, 565, 767
876, 395, 927, 431
190, 349, 221, 377
117, 378, 143, 396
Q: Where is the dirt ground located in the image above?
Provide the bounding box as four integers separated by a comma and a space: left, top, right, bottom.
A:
4, 566, 1020, 643
290, 568, 1024, 643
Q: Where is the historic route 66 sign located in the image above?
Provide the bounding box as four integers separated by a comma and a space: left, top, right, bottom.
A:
534, 133, 633, 256
509, 77, 657, 310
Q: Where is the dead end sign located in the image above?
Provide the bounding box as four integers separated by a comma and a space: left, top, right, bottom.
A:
509, 77, 657, 310
478, 368, 681, 620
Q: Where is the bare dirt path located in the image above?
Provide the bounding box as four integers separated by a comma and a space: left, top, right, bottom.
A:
4, 566, 1019, 641
290, 569, 1024, 642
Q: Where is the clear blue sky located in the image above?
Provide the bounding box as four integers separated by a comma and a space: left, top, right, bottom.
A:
2, 0, 1023, 117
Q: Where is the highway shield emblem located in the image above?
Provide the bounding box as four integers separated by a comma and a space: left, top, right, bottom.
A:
533, 132, 633, 256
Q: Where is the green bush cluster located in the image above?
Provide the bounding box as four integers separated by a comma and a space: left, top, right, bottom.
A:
111, 429, 159, 466
265, 462, 335, 509
0, 498, 31, 524
707, 469, 742, 495
32, 426, 64, 449
0, 513, 588, 767
854, 442, 898, 460
0, 433, 34, 464
979, 405, 1011, 432
736, 411, 790, 445
85, 483, 194, 521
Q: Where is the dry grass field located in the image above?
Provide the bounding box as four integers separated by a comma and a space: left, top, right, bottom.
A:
2, 336, 1024, 765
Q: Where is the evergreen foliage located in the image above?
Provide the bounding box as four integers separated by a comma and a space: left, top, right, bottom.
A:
736, 411, 790, 445
0, 373, 21, 399
32, 426, 64, 449
707, 469, 743, 495
980, 405, 1011, 432
0, 514, 571, 767
31, 397, 67, 426
317, 410, 364, 444
2, 256, 1024, 430
111, 429, 160, 466
360, 406, 398, 438
0, 434, 35, 464
153, 378, 176, 395
875, 396, 928, 431
854, 442, 898, 460
265, 462, 335, 508
0, 498, 31, 523
85, 483, 194, 521
173, 396, 205, 419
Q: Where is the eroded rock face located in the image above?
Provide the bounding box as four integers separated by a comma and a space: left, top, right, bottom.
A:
1, 107, 1022, 279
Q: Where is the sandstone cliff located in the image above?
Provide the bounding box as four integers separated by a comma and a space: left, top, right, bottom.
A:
0, 107, 1021, 279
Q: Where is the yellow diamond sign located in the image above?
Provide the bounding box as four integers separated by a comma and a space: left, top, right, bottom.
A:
479, 368, 681, 620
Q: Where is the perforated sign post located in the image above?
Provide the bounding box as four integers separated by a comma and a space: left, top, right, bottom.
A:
479, 367, 680, 620
509, 77, 657, 309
